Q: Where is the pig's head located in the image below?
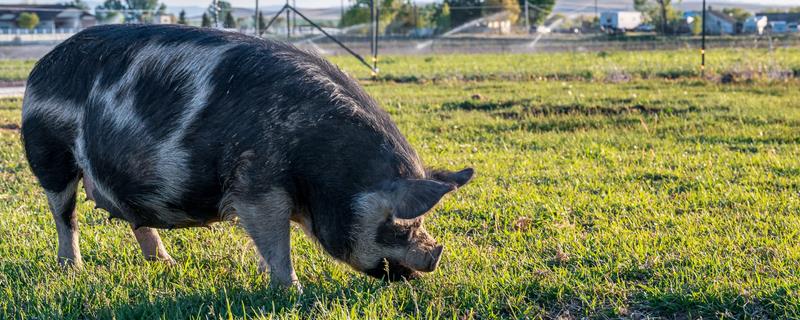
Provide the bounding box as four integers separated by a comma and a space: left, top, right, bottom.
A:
348, 168, 474, 281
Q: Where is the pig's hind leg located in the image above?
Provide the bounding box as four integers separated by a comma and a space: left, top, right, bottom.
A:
22, 117, 83, 267
232, 188, 301, 290
45, 178, 82, 267
84, 173, 175, 263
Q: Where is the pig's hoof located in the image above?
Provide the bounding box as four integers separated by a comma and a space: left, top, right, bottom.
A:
144, 255, 177, 265
57, 257, 83, 269
269, 279, 303, 294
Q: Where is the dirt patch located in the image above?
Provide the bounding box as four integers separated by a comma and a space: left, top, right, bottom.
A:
442, 99, 524, 111
718, 69, 798, 84
497, 103, 705, 119
605, 70, 632, 83
0, 81, 25, 88
1, 123, 20, 131
444, 97, 719, 119
637, 172, 679, 182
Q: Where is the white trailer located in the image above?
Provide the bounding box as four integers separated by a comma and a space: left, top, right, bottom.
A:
600, 11, 643, 32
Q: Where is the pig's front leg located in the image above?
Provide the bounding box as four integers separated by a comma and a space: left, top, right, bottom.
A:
132, 226, 175, 264
233, 189, 301, 291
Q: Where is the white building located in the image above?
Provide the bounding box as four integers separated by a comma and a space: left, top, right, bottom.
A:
600, 11, 643, 32
757, 13, 800, 33
743, 16, 768, 34
154, 13, 175, 24
0, 4, 95, 30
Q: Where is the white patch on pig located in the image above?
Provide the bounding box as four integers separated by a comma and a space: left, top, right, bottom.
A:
76, 41, 235, 225
349, 191, 407, 271
149, 43, 234, 221
21, 88, 82, 127
74, 125, 124, 213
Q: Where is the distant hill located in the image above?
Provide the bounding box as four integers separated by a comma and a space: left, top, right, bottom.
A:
552, 0, 796, 16
82, 0, 797, 22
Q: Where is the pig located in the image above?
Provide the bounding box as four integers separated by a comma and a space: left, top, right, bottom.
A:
21, 24, 474, 289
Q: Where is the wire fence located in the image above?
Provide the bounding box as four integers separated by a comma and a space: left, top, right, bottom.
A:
0, 27, 796, 86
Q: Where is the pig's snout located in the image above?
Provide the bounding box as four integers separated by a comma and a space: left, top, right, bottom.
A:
425, 245, 444, 272
407, 244, 444, 273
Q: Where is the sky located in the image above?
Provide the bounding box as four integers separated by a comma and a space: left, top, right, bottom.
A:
0, 0, 797, 9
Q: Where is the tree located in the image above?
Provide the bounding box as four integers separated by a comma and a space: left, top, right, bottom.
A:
721, 7, 751, 24
224, 11, 237, 28
126, 0, 159, 10
339, 0, 416, 33
66, 0, 90, 10
157, 3, 167, 15
202, 13, 212, 27
96, 0, 164, 23
448, 0, 483, 27
95, 0, 125, 23
178, 10, 187, 24
484, 0, 520, 24
633, 0, 680, 35
690, 15, 702, 35
654, 0, 671, 34
762, 7, 800, 14
125, 0, 160, 22
340, 4, 370, 28
258, 12, 267, 33
17, 12, 39, 30
386, 2, 417, 34
435, 2, 451, 31
208, 0, 233, 26
518, 0, 555, 26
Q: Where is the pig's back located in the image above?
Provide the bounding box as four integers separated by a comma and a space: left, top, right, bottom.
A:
23, 25, 345, 228
23, 24, 416, 228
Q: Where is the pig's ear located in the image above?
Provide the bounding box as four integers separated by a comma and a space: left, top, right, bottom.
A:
389, 179, 455, 219
427, 168, 475, 187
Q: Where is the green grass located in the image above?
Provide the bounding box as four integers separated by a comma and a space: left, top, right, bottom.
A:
1, 48, 799, 83
2, 50, 800, 318
0, 60, 35, 82
329, 48, 800, 82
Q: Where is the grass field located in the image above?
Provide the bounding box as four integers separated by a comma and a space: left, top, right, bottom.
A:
329, 48, 800, 82
0, 47, 799, 83
0, 60, 35, 82
2, 50, 800, 318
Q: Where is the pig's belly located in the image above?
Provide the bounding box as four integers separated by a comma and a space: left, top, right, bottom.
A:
74, 79, 227, 228
77, 135, 224, 229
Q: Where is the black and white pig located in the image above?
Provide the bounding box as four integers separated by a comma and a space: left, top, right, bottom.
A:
21, 24, 474, 289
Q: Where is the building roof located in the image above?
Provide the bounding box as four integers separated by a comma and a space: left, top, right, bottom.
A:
707, 10, 737, 25
0, 4, 93, 22
756, 13, 800, 24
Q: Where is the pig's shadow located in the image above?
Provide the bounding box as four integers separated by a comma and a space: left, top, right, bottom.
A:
92, 275, 396, 318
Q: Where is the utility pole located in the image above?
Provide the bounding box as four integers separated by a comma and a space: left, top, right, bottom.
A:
524, 0, 529, 34
369, 0, 374, 59
413, 2, 418, 33
212, 0, 219, 28
286, 0, 291, 39
371, 0, 379, 76
701, 0, 706, 77
293, 0, 297, 35
255, 0, 259, 36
